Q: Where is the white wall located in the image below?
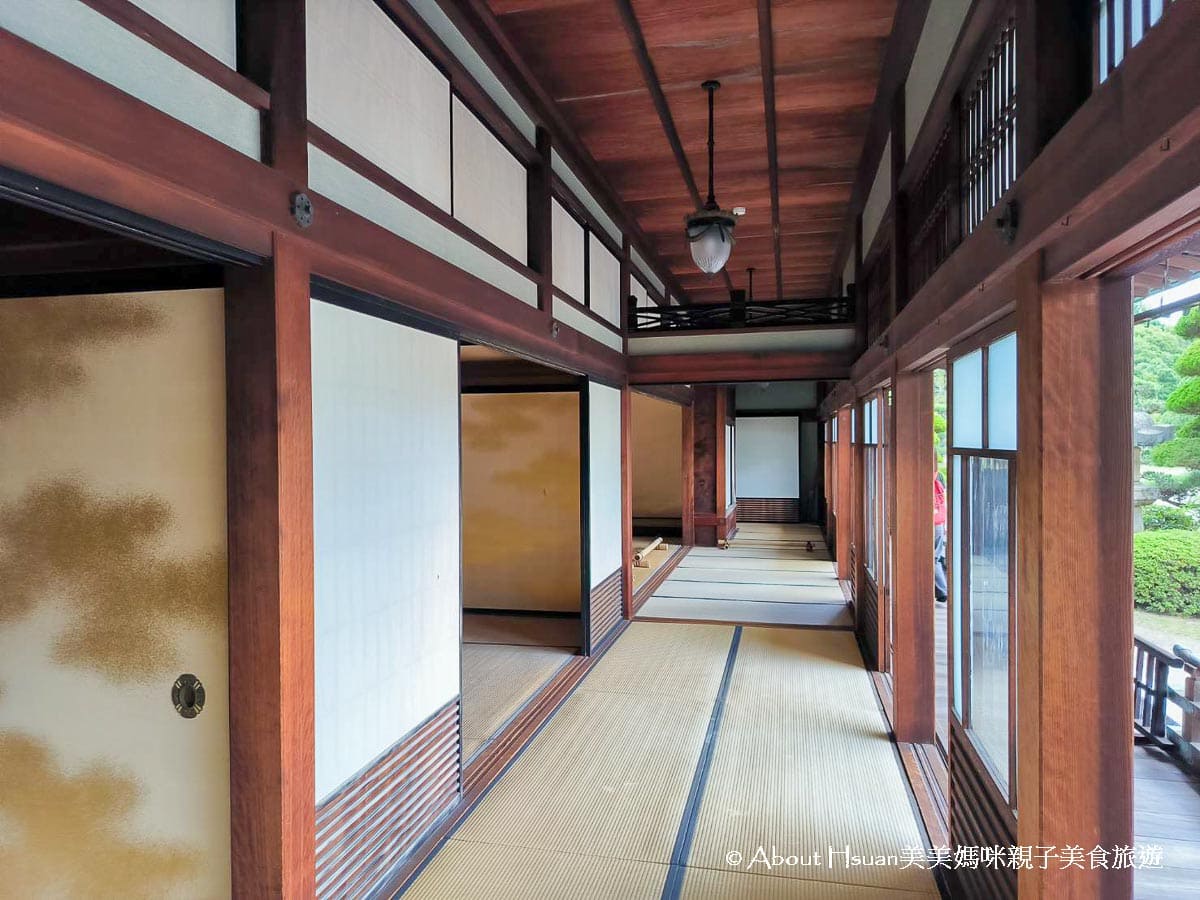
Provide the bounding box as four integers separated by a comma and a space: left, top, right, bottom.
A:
589, 235, 622, 327
452, 98, 527, 263
307, 0, 452, 211
906, 0, 972, 155
311, 301, 461, 800
735, 381, 818, 411
735, 416, 801, 499
862, 136, 892, 252
588, 383, 623, 585
552, 200, 587, 302
0, 0, 259, 158
131, 0, 238, 67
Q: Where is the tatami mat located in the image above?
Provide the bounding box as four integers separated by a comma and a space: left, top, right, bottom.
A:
463, 612, 581, 648
686, 629, 936, 895
461, 643, 575, 758
583, 620, 736, 702
680, 867, 938, 899
404, 841, 668, 900
669, 567, 839, 587
638, 596, 852, 629
453, 688, 715, 863
679, 556, 835, 573
655, 581, 843, 605
687, 547, 829, 561
633, 543, 676, 591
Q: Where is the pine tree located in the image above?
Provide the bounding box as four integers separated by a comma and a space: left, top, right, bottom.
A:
1153, 308, 1200, 468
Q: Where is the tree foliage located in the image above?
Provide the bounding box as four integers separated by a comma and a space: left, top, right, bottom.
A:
1134, 322, 1188, 415
1150, 314, 1200, 466
1134, 529, 1200, 617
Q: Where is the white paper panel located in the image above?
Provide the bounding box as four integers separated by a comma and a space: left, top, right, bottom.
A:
736, 416, 801, 499
725, 422, 736, 506
553, 297, 623, 352
552, 150, 621, 244
905, 0, 972, 155
311, 301, 461, 800
309, 145, 538, 307
862, 136, 892, 252
589, 234, 622, 327
627, 327, 856, 356
130, 0, 238, 67
452, 98, 528, 263
631, 279, 652, 309
0, 0, 260, 158
630, 247, 665, 296
307, 0, 451, 211
552, 200, 587, 302
404, 0, 536, 142
588, 383, 623, 585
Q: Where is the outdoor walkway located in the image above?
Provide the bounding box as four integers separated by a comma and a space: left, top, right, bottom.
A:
637, 523, 853, 629
1134, 744, 1200, 898
403, 620, 937, 899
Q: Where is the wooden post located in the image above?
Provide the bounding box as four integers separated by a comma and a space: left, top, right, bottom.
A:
892, 369, 935, 744
1015, 257, 1133, 899
681, 401, 696, 547
238, 2, 308, 186
225, 234, 315, 899
527, 127, 553, 315
620, 385, 634, 617
692, 386, 719, 547
835, 406, 853, 581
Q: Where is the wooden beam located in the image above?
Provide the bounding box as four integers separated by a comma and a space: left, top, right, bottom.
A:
225, 234, 315, 900
756, 0, 782, 301
891, 368, 935, 744
627, 349, 852, 384
620, 385, 634, 617
1015, 259, 1133, 899
528, 127, 554, 314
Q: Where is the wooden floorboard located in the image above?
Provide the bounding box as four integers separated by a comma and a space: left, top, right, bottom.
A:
1134, 745, 1200, 899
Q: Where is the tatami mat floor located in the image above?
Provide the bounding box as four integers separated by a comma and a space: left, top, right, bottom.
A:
639, 524, 853, 629
405, 620, 937, 899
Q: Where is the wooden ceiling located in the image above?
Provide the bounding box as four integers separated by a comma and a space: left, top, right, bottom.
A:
484, 0, 897, 303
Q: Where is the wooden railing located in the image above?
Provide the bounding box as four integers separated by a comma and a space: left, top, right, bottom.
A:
1134, 635, 1200, 773
628, 296, 855, 333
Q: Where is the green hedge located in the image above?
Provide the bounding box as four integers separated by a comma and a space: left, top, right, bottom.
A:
1134, 529, 1200, 617
1142, 505, 1195, 530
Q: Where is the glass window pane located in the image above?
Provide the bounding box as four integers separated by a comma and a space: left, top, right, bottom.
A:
952, 349, 984, 448
967, 456, 1011, 789
987, 333, 1017, 450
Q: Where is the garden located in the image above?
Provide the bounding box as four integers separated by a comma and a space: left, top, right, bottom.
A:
1134, 309, 1200, 650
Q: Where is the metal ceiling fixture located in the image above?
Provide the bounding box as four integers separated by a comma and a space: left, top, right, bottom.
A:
686, 80, 738, 275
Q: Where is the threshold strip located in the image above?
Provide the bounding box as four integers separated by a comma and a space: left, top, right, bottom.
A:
660, 625, 743, 900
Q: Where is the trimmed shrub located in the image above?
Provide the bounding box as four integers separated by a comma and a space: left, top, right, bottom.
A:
1178, 341, 1200, 378
1134, 529, 1200, 617
1151, 438, 1200, 468
1142, 505, 1195, 531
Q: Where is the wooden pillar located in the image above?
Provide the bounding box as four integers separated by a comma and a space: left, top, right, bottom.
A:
835, 406, 853, 581
238, 1, 308, 185
620, 385, 633, 617
692, 386, 719, 547
225, 235, 315, 900
527, 127, 553, 315
1015, 257, 1133, 899
892, 369, 936, 744
681, 402, 696, 546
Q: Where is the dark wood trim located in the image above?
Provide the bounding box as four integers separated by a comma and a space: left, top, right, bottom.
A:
527, 127, 554, 313
631, 545, 688, 614
620, 385, 634, 617
628, 350, 853, 385
77, 0, 270, 110
627, 320, 857, 341
224, 235, 315, 900
756, 0, 783, 300
631, 384, 693, 407
315, 699, 461, 898
828, 0, 932, 294
949, 718, 1017, 899
682, 403, 696, 547
588, 568, 624, 653
579, 380, 593, 651
735, 498, 801, 524
308, 123, 536, 282
834, 407, 854, 581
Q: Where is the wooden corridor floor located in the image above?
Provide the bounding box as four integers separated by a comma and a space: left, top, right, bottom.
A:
638, 524, 854, 629
403, 620, 938, 899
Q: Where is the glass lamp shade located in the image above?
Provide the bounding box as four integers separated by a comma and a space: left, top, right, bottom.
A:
686, 213, 737, 275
